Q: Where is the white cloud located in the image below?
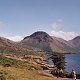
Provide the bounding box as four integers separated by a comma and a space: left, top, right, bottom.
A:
6, 36, 23, 41
50, 30, 79, 40
0, 33, 23, 41
51, 19, 63, 30
50, 19, 79, 40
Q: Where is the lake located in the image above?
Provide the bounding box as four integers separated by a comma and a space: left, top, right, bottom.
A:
65, 53, 80, 74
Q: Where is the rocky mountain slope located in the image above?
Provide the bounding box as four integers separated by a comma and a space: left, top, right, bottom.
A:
68, 36, 80, 52
19, 31, 78, 53
19, 31, 53, 52
0, 31, 79, 54
0, 37, 27, 54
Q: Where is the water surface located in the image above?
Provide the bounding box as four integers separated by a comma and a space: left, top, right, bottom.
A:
65, 53, 80, 74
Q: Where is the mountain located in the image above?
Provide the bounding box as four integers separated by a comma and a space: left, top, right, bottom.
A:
19, 31, 78, 53
0, 31, 79, 54
69, 36, 80, 52
0, 37, 27, 54
19, 31, 53, 52
52, 37, 71, 46
50, 36, 78, 53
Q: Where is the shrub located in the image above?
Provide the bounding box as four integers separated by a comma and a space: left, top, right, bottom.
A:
51, 53, 65, 69
0, 70, 7, 80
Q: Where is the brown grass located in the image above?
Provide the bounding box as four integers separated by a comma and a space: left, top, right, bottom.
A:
0, 65, 57, 80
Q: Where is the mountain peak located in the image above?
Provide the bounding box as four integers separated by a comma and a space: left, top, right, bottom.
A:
30, 31, 49, 37
23, 31, 53, 42
19, 31, 78, 53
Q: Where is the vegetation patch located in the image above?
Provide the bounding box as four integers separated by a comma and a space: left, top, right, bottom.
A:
0, 55, 57, 80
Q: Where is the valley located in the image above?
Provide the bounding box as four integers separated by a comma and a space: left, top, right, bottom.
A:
0, 31, 80, 80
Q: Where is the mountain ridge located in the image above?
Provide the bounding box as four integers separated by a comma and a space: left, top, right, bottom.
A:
0, 31, 79, 54
0, 37, 27, 54
68, 36, 80, 52
19, 31, 79, 53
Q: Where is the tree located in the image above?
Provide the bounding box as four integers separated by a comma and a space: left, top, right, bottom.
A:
51, 53, 65, 69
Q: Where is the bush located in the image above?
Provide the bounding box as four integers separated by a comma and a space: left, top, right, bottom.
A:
51, 68, 59, 76
3, 63, 12, 67
51, 54, 65, 69
0, 75, 6, 80
0, 70, 7, 80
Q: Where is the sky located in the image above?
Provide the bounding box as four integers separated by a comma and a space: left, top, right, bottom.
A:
0, 0, 80, 41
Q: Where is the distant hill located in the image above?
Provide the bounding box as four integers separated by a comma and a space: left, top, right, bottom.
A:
69, 36, 80, 52
0, 31, 79, 54
51, 36, 78, 53
0, 37, 27, 54
19, 31, 78, 53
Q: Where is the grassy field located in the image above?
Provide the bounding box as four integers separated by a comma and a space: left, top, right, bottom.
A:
0, 66, 58, 80
0, 55, 57, 80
